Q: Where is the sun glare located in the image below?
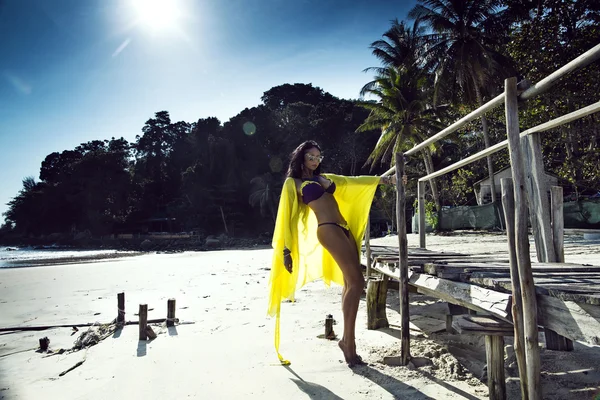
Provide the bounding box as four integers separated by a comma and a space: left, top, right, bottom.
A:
131, 0, 181, 32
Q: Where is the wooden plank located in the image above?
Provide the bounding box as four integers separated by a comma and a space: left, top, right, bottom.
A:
452, 316, 513, 336
465, 315, 514, 330
410, 273, 512, 320
470, 272, 600, 279
537, 295, 600, 345
470, 277, 600, 305
432, 263, 600, 274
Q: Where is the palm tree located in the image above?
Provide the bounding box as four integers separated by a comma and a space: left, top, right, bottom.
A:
357, 66, 446, 210
249, 173, 280, 222
361, 18, 427, 96
409, 0, 516, 203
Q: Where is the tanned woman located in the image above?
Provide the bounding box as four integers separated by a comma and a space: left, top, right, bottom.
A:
267, 140, 398, 367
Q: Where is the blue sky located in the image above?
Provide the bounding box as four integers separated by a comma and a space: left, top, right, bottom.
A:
0, 0, 417, 220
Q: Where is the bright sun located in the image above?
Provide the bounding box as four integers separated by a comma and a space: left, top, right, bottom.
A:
131, 0, 181, 32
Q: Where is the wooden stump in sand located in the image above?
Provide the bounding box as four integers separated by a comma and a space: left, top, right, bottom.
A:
366, 276, 389, 330
167, 298, 176, 327
139, 304, 148, 340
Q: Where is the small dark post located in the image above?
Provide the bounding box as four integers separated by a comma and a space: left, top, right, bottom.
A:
117, 292, 125, 325
139, 304, 148, 340
167, 298, 176, 327
39, 337, 50, 352
325, 314, 334, 339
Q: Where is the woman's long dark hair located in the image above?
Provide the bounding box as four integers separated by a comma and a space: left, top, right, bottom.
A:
286, 140, 322, 179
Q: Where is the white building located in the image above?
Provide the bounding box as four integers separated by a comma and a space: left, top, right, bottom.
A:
473, 166, 559, 205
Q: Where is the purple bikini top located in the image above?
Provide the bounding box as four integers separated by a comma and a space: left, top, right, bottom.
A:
300, 176, 336, 204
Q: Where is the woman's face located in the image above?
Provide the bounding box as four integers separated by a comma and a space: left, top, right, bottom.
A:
303, 147, 323, 172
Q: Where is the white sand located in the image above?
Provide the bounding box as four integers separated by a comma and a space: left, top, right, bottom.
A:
0, 232, 598, 399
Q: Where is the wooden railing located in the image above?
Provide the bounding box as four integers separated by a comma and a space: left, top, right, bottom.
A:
367, 43, 600, 400
380, 42, 600, 251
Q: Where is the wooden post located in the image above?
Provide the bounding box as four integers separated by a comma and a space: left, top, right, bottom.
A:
139, 304, 148, 340
551, 186, 564, 263
365, 216, 372, 278
418, 180, 426, 249
366, 276, 389, 330
505, 77, 542, 400
146, 326, 157, 340
167, 298, 176, 327
522, 128, 556, 263
39, 337, 50, 352
396, 152, 410, 365
501, 178, 528, 399
325, 314, 334, 339
485, 335, 506, 400
117, 292, 125, 325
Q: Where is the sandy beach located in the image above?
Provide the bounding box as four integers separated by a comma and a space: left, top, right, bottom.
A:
1, 232, 599, 399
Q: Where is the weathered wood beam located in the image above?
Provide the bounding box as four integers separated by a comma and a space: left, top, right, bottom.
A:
501, 177, 528, 400
505, 76, 542, 400
537, 295, 600, 345
396, 152, 410, 365
409, 274, 512, 320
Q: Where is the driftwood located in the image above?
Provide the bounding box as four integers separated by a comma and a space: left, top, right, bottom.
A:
59, 359, 86, 377
0, 318, 182, 333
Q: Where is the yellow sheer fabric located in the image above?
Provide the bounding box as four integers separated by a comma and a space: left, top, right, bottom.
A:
267, 174, 381, 364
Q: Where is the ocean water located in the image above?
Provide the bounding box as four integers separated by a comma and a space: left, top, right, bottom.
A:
0, 246, 127, 268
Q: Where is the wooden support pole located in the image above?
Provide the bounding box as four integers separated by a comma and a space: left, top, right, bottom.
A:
505, 77, 542, 400
167, 298, 176, 327
418, 180, 426, 249
485, 335, 506, 400
522, 129, 556, 263
366, 277, 389, 330
551, 186, 565, 263
501, 178, 528, 400
139, 304, 148, 341
117, 292, 125, 325
396, 152, 410, 365
365, 217, 372, 278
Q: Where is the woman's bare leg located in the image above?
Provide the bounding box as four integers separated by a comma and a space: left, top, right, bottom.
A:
317, 225, 364, 366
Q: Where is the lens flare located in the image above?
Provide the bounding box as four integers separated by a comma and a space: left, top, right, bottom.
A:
243, 121, 256, 136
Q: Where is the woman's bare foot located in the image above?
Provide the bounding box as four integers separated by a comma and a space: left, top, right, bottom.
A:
338, 339, 365, 367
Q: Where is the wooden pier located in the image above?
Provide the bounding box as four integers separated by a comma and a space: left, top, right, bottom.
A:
363, 244, 600, 399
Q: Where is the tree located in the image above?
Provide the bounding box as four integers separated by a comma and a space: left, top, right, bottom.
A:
410, 0, 516, 203
357, 66, 446, 210
249, 173, 280, 222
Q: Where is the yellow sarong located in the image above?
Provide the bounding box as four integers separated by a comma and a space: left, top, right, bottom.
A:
267, 174, 381, 364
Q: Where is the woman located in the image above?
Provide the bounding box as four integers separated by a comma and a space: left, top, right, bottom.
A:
267, 140, 397, 367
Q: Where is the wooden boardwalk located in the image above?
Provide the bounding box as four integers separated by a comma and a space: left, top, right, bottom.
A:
363, 245, 600, 346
